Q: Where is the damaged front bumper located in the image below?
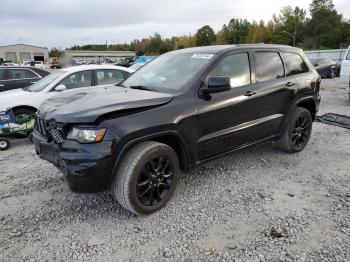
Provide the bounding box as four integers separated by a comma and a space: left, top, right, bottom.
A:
32, 130, 115, 193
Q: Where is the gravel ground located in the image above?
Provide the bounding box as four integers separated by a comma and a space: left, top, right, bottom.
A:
0, 78, 349, 262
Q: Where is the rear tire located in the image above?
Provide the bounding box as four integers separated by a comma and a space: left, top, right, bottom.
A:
112, 141, 179, 215
279, 107, 313, 153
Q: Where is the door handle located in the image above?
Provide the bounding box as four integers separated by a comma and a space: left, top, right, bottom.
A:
244, 90, 256, 97
0, 84, 4, 87
285, 81, 296, 87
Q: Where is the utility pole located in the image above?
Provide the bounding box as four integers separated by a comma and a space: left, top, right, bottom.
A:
282, 30, 296, 46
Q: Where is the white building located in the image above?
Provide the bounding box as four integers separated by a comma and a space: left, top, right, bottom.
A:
0, 44, 49, 63
66, 50, 136, 63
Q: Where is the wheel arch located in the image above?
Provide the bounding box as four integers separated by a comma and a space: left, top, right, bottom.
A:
108, 131, 190, 189
113, 130, 189, 172
296, 99, 316, 120
11, 105, 38, 114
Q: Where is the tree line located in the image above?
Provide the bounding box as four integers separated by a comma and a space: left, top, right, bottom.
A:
49, 0, 350, 57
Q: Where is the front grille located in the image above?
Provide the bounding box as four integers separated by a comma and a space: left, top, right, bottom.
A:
48, 127, 64, 143
35, 113, 65, 143
34, 114, 48, 137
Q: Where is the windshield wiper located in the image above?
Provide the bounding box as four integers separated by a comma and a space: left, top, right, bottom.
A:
115, 82, 126, 87
129, 85, 153, 91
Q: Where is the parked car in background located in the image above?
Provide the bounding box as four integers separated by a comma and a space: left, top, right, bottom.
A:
129, 55, 155, 71
50, 58, 63, 69
0, 60, 13, 66
1, 62, 20, 67
309, 57, 337, 78
0, 65, 134, 118
0, 67, 49, 92
334, 62, 342, 77
114, 58, 135, 67
32, 44, 321, 215
22, 60, 45, 69
340, 45, 350, 102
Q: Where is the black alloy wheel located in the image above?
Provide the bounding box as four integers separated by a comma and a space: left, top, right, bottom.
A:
137, 155, 174, 206
291, 115, 311, 150
279, 107, 313, 153
113, 141, 179, 215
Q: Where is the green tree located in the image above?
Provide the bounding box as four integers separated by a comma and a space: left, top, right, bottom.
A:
273, 6, 306, 46
310, 0, 334, 15
49, 47, 64, 57
341, 20, 350, 47
304, 0, 343, 48
148, 33, 162, 53
196, 25, 216, 46
216, 24, 231, 44
227, 19, 251, 44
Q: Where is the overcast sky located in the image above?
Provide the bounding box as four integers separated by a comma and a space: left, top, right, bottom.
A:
0, 0, 349, 48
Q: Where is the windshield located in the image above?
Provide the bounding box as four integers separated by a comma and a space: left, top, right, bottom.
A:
129, 62, 146, 71
27, 72, 64, 92
122, 53, 213, 93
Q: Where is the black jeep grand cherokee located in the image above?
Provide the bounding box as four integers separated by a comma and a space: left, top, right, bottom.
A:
33, 44, 321, 215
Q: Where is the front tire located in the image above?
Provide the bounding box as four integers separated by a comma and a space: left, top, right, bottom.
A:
112, 141, 179, 215
12, 108, 35, 138
0, 138, 10, 151
279, 107, 313, 153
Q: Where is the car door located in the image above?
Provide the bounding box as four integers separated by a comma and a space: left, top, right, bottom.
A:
94, 69, 126, 87
340, 47, 350, 79
196, 50, 292, 161
0, 68, 7, 92
5, 68, 41, 91
246, 50, 294, 138
196, 51, 258, 160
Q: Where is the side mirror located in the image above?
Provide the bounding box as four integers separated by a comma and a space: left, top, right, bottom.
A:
314, 63, 319, 67
55, 84, 67, 91
202, 76, 231, 94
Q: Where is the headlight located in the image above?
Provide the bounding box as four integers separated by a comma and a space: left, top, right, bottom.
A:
67, 127, 107, 143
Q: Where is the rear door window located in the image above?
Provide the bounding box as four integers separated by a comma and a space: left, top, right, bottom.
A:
7, 69, 38, 80
0, 69, 6, 80
210, 52, 251, 88
59, 70, 93, 89
255, 52, 285, 82
95, 69, 125, 85
283, 52, 309, 76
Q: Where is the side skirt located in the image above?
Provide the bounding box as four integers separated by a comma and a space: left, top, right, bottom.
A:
193, 134, 279, 167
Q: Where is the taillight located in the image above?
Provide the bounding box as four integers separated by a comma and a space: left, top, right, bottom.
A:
315, 75, 321, 94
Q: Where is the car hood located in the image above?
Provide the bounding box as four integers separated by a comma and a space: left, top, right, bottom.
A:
39, 86, 174, 123
0, 88, 31, 98
0, 89, 34, 110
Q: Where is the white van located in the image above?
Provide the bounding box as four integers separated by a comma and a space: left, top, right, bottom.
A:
340, 46, 350, 85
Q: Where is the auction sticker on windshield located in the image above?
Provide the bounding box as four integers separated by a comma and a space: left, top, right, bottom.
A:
191, 54, 214, 59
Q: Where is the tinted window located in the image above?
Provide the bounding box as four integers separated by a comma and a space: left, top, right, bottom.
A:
59, 70, 92, 89
283, 52, 309, 76
346, 51, 350, 60
96, 69, 125, 85
0, 69, 5, 80
255, 52, 285, 82
210, 53, 251, 88
8, 69, 37, 80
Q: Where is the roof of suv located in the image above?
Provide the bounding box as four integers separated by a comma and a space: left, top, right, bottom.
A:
170, 44, 300, 55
